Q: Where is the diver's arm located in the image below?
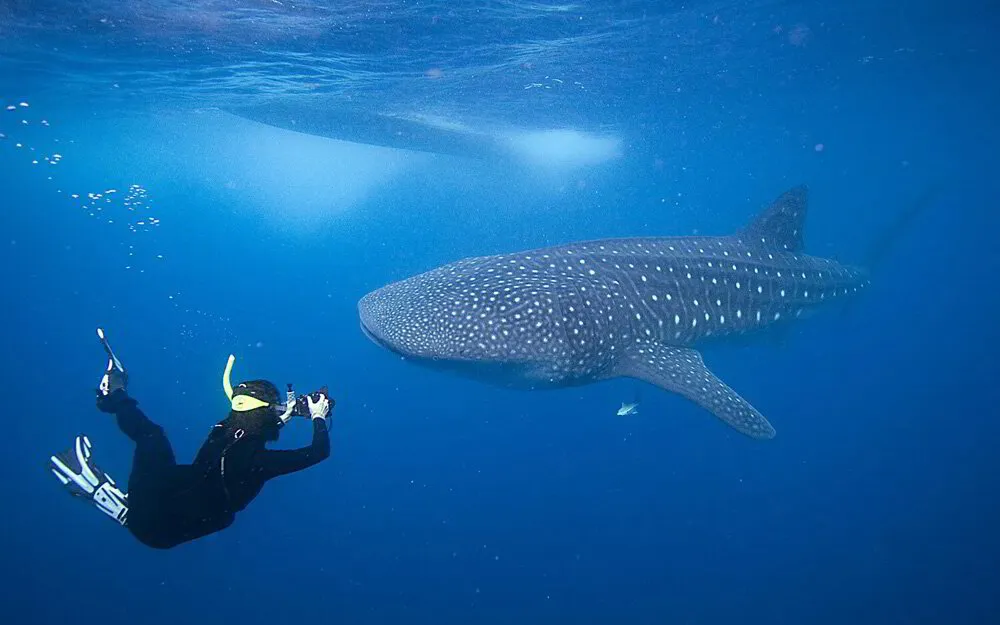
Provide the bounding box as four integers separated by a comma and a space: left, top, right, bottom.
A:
257, 417, 331, 479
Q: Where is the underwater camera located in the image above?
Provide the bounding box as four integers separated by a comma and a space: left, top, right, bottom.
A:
286, 383, 332, 417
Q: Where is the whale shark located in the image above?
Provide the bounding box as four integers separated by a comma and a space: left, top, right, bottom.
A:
358, 186, 870, 439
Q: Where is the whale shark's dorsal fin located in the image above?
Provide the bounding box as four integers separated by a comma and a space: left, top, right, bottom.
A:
619, 344, 776, 439
739, 185, 809, 253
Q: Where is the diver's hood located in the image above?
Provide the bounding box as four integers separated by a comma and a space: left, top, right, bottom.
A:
221, 408, 281, 442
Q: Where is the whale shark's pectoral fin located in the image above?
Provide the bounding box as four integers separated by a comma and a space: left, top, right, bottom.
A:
620, 344, 776, 440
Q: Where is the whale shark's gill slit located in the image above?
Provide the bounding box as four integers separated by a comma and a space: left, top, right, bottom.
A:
613, 262, 659, 336
619, 344, 776, 440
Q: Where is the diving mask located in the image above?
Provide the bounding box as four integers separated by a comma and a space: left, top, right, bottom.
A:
222, 355, 295, 423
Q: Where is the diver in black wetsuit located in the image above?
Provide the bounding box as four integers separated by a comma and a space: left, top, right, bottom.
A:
50, 329, 332, 549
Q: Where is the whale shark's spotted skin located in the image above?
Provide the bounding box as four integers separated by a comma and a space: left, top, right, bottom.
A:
359, 186, 869, 439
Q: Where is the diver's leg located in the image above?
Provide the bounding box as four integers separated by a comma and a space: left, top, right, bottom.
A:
100, 391, 177, 486
91, 329, 177, 481
101, 392, 185, 547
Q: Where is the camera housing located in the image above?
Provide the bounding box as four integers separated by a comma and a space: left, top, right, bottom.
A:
287, 384, 330, 417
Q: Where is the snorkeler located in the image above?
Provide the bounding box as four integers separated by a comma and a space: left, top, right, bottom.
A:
49, 328, 333, 549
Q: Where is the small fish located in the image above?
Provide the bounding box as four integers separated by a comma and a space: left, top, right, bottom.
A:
616, 402, 639, 417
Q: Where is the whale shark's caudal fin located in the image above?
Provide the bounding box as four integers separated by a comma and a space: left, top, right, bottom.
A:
863, 184, 940, 270
738, 185, 809, 253
620, 344, 776, 440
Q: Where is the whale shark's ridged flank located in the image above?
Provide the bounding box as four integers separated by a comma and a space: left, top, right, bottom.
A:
358, 186, 871, 440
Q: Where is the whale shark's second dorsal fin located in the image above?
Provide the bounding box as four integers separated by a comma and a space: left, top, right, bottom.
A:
739, 185, 809, 253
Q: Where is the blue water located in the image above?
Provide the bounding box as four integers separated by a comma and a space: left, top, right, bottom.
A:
2, 1, 999, 623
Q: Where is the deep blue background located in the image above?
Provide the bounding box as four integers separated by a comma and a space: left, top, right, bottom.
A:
2, 1, 999, 624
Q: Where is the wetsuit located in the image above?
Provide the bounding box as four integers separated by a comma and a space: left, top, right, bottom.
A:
99, 390, 330, 549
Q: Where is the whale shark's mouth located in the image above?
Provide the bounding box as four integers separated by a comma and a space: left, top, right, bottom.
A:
359, 317, 387, 348
358, 293, 383, 345
359, 311, 411, 360
360, 318, 443, 365
359, 320, 384, 349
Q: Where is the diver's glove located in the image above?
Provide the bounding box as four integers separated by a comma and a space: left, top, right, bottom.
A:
50, 435, 129, 526
307, 393, 331, 421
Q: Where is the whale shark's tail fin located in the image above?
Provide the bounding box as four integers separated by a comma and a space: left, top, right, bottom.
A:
863, 184, 941, 270
620, 343, 776, 440
739, 182, 936, 273
738, 185, 809, 253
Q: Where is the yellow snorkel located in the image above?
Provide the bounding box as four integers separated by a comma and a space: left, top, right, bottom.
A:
223, 354, 271, 412
223, 354, 296, 422
223, 354, 236, 402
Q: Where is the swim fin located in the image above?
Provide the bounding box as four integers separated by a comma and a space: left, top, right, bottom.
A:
97, 327, 127, 397
50, 435, 129, 526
